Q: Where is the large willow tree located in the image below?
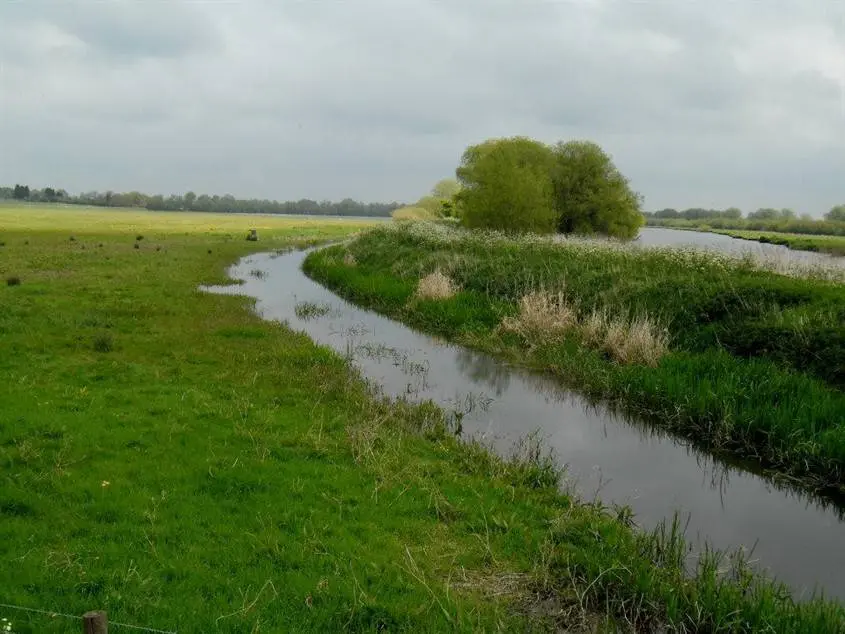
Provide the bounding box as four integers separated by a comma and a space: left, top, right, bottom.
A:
455, 136, 644, 239
456, 137, 558, 234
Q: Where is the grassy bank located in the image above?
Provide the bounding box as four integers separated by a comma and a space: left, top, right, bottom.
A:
647, 216, 845, 238
3, 209, 845, 632
304, 223, 845, 493
712, 229, 845, 257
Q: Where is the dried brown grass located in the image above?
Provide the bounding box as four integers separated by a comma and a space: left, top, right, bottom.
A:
502, 291, 669, 366
501, 290, 577, 341
415, 270, 459, 300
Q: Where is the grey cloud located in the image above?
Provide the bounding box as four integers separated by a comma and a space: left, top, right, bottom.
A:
1, 0, 844, 213
3, 0, 218, 61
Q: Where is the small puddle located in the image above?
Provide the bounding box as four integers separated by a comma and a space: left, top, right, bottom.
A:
202, 246, 845, 601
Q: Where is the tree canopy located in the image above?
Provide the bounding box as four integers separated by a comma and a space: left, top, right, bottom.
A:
551, 140, 643, 239
826, 205, 845, 222
456, 137, 558, 233
455, 136, 643, 239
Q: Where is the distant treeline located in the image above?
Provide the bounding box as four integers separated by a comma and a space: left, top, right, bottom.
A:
644, 205, 845, 236
646, 205, 845, 222
1, 184, 402, 217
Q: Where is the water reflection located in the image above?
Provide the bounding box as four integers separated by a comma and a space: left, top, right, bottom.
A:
202, 248, 845, 601
454, 348, 512, 396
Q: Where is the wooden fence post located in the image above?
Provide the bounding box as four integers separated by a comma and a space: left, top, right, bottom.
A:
82, 610, 108, 634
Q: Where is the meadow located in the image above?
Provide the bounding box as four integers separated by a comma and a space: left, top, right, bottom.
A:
304, 222, 845, 493
2, 205, 845, 632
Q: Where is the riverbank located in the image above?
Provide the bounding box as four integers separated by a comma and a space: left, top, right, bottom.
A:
712, 229, 845, 257
304, 223, 845, 494
646, 217, 845, 238
3, 215, 844, 631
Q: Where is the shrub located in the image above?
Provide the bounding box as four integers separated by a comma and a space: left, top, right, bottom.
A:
6, 276, 21, 286
391, 206, 438, 221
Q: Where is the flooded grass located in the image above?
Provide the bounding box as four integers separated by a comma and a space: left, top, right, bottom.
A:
293, 300, 332, 320
303, 223, 845, 492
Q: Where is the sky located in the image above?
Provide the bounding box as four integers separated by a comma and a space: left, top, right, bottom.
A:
1, 1, 844, 215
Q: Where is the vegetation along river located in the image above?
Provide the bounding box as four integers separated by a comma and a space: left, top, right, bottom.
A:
202, 227, 845, 602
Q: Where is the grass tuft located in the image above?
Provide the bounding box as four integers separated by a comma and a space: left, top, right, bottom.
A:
415, 270, 459, 300
294, 301, 332, 320
6, 275, 21, 286
501, 290, 578, 342
92, 332, 114, 353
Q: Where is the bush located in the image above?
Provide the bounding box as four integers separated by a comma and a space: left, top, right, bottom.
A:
6, 276, 21, 286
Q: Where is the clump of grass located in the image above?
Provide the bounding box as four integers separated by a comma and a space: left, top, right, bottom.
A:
69, 236, 76, 242
133, 242, 140, 249
92, 332, 114, 353
501, 290, 669, 366
604, 315, 669, 366
6, 276, 21, 286
501, 290, 577, 342
415, 270, 458, 300
135, 235, 144, 241
294, 301, 332, 320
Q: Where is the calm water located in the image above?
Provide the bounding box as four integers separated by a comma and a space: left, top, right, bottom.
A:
202, 233, 845, 601
636, 227, 845, 269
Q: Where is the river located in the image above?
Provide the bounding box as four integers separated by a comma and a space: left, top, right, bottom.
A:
201, 227, 845, 601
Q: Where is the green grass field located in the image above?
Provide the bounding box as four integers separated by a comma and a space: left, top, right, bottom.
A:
2, 206, 844, 632
304, 222, 845, 493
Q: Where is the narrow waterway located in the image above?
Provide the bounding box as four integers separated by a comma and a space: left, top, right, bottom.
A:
202, 229, 845, 601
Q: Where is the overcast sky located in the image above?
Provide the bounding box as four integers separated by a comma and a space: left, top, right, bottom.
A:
1, 1, 844, 215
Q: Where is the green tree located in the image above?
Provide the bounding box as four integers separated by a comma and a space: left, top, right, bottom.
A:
431, 178, 461, 200
13, 184, 30, 200
456, 137, 557, 233
826, 205, 845, 222
550, 140, 643, 239
748, 208, 780, 220
184, 191, 197, 210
